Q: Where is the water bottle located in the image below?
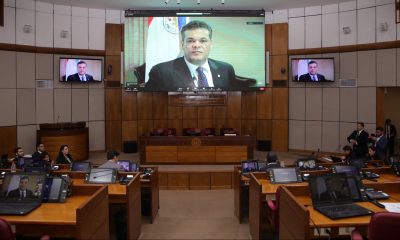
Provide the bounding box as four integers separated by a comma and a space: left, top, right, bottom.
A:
11, 161, 16, 172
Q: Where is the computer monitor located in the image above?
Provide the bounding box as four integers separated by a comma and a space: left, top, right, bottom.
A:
71, 162, 91, 172
43, 177, 68, 203
241, 160, 259, 174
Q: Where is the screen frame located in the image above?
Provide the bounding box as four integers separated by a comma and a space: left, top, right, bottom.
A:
124, 10, 267, 92
59, 57, 104, 83
290, 57, 335, 82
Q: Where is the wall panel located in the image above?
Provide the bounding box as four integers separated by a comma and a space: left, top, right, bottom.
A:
105, 88, 121, 121
272, 88, 288, 119
106, 120, 121, 151
271, 23, 288, 55
272, 119, 288, 151
256, 91, 272, 119
241, 91, 257, 119
0, 126, 17, 156
121, 90, 137, 120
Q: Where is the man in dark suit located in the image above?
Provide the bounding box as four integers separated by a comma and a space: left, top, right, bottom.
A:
347, 122, 369, 159
67, 61, 94, 82
7, 176, 34, 198
319, 177, 344, 201
371, 127, 388, 160
385, 119, 397, 156
298, 60, 326, 82
145, 20, 249, 91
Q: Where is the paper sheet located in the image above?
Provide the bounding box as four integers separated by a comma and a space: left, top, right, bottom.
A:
381, 203, 400, 213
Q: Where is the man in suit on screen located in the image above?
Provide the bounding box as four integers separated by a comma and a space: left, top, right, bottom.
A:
298, 60, 326, 82
144, 20, 248, 91
7, 176, 34, 199
67, 61, 94, 82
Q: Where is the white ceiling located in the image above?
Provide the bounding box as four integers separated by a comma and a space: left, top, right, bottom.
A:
38, 0, 351, 11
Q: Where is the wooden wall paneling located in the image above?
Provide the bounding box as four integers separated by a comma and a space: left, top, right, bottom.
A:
226, 119, 242, 135
182, 107, 198, 119
189, 172, 211, 190
271, 119, 288, 151
105, 24, 123, 56
376, 87, 385, 128
122, 121, 138, 141
256, 90, 272, 119
272, 88, 289, 120
198, 119, 214, 129
265, 24, 272, 52
256, 120, 272, 141
182, 119, 198, 128
153, 119, 168, 129
105, 88, 122, 121
271, 55, 288, 81
271, 23, 288, 55
158, 172, 168, 190
137, 92, 153, 119
152, 93, 168, 119
0, 126, 17, 156
104, 55, 121, 82
241, 119, 257, 137
227, 92, 242, 119
213, 106, 227, 119
167, 173, 189, 190
241, 91, 257, 120
106, 120, 122, 151
121, 90, 137, 121
137, 120, 154, 137
198, 106, 213, 119
210, 172, 232, 189
168, 106, 183, 119
168, 119, 183, 136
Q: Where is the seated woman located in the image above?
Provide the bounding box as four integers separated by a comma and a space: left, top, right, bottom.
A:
56, 145, 73, 164
366, 146, 380, 161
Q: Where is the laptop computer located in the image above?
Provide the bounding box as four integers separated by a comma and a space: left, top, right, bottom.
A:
117, 160, 140, 172
0, 172, 46, 215
308, 173, 372, 219
17, 157, 34, 169
85, 168, 117, 184
269, 168, 302, 184
241, 160, 259, 175
71, 161, 91, 172
330, 155, 343, 163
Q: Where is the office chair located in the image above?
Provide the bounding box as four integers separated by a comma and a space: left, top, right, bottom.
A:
0, 218, 15, 240
266, 186, 282, 236
351, 212, 400, 240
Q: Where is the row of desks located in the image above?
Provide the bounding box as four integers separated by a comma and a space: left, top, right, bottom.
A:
245, 166, 400, 240
0, 166, 159, 239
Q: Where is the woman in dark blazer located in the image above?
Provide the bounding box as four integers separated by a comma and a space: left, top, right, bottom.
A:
56, 144, 73, 164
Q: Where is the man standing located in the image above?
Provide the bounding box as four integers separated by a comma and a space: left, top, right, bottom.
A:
385, 119, 397, 156
145, 20, 248, 91
347, 122, 369, 158
7, 176, 34, 198
67, 61, 94, 82
298, 61, 326, 82
370, 127, 388, 160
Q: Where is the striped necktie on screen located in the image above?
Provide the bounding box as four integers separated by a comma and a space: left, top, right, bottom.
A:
196, 67, 209, 88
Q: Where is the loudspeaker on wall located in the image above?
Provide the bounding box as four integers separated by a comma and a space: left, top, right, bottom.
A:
123, 141, 137, 153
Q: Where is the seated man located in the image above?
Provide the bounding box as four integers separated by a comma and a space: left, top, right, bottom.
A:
98, 151, 125, 171
265, 151, 281, 171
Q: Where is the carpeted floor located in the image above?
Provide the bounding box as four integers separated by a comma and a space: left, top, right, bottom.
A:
140, 189, 250, 240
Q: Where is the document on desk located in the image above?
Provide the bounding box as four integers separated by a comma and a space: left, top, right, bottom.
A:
381, 203, 400, 213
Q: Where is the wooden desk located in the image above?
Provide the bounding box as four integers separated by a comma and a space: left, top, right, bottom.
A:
2, 185, 108, 239
280, 183, 400, 239
52, 167, 160, 224
73, 174, 141, 240
139, 136, 254, 164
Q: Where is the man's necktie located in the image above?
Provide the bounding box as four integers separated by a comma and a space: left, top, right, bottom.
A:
196, 67, 209, 88
313, 75, 317, 81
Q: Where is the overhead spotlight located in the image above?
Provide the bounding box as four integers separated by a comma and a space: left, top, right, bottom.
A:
164, 0, 169, 4
221, 0, 225, 4
342, 26, 351, 35
197, 0, 200, 4
177, 0, 180, 4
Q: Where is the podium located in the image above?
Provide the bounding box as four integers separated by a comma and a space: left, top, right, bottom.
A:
37, 122, 89, 161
